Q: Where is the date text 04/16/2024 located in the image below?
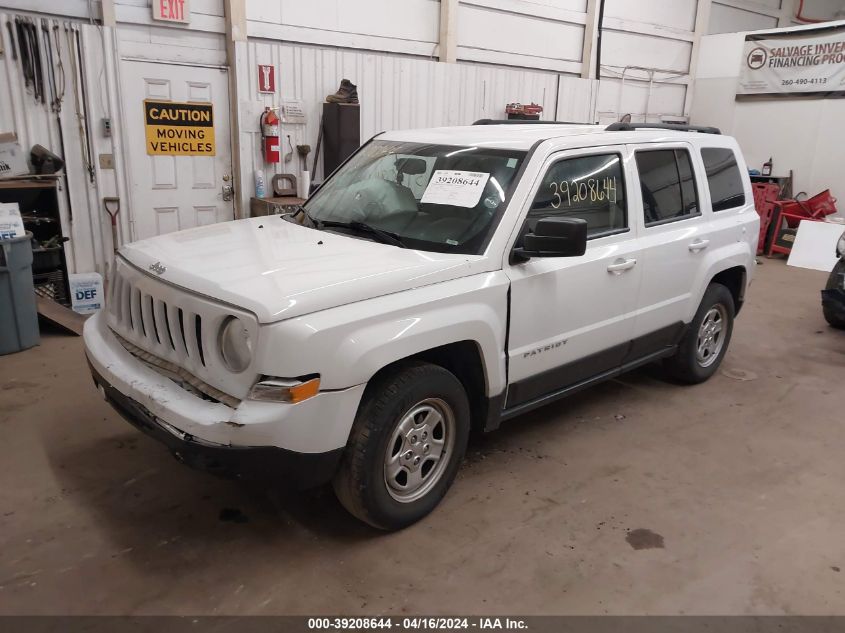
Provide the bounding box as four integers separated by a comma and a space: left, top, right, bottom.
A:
307, 617, 528, 630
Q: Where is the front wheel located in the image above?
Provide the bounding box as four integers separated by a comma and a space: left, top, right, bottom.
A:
664, 283, 735, 384
822, 259, 845, 329
333, 362, 470, 530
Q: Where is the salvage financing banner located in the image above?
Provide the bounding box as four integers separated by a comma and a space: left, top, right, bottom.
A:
737, 25, 845, 97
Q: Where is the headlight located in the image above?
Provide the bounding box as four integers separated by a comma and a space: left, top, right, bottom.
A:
837, 231, 845, 258
218, 316, 252, 372
248, 376, 321, 403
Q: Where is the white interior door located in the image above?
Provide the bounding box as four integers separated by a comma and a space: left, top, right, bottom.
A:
121, 60, 234, 241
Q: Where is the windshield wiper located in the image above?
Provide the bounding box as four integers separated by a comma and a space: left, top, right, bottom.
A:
285, 204, 321, 228
319, 220, 407, 248
285, 207, 406, 248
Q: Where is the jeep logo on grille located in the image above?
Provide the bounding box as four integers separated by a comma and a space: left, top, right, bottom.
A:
149, 261, 167, 275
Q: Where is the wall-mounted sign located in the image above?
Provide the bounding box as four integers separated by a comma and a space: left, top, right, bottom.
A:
152, 0, 190, 23
738, 25, 845, 97
144, 100, 215, 156
281, 100, 306, 124
258, 65, 275, 93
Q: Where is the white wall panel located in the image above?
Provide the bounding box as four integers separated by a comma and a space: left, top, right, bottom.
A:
269, 0, 438, 43
0, 0, 99, 20
114, 0, 226, 33
116, 0, 223, 16
597, 77, 688, 124
245, 0, 439, 56
556, 76, 599, 122
601, 30, 693, 73
709, 2, 780, 34
604, 0, 698, 32
456, 0, 585, 72
116, 22, 227, 65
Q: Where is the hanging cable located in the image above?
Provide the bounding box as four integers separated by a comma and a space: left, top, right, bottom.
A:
795, 0, 826, 23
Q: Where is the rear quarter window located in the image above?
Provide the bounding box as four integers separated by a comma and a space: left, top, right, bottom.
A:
701, 148, 746, 212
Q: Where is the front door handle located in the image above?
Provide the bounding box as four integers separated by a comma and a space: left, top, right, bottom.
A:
607, 258, 637, 274
689, 238, 710, 252
222, 184, 234, 202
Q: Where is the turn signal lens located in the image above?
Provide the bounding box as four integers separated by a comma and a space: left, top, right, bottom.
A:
248, 377, 320, 403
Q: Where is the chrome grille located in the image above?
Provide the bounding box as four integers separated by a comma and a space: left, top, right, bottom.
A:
107, 257, 259, 400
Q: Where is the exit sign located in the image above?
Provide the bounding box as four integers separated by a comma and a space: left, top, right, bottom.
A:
153, 0, 190, 24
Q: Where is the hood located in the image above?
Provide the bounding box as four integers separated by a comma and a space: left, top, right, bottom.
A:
119, 217, 485, 323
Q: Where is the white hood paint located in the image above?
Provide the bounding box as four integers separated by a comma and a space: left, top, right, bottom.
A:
119, 217, 484, 323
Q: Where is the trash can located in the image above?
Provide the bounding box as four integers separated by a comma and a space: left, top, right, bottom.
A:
0, 232, 40, 355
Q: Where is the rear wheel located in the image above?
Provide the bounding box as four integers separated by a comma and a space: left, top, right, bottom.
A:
333, 362, 470, 530
823, 260, 845, 329
664, 283, 735, 384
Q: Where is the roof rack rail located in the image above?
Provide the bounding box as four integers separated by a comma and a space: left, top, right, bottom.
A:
605, 122, 721, 135
472, 119, 584, 125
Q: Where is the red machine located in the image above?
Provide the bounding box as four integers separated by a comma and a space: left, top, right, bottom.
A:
753, 183, 839, 257
505, 101, 543, 116
261, 108, 281, 163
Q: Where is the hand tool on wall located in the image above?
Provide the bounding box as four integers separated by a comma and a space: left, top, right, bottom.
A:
41, 20, 57, 111
52, 23, 65, 105
15, 17, 33, 96
14, 17, 45, 104
5, 20, 17, 60
74, 24, 95, 183
103, 197, 120, 254
65, 22, 94, 184
29, 19, 45, 105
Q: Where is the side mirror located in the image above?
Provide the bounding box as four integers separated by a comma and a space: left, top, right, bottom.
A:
513, 217, 588, 260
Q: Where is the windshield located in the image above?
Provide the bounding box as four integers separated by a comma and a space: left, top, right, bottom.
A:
304, 140, 527, 254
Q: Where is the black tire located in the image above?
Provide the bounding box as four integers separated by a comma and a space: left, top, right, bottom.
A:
823, 260, 845, 329
663, 283, 735, 384
333, 361, 470, 530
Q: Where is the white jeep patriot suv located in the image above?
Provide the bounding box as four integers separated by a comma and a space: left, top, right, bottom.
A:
84, 121, 758, 530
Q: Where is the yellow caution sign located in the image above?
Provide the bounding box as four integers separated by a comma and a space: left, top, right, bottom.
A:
144, 100, 215, 156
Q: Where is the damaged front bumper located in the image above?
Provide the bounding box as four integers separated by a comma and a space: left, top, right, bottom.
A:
90, 366, 342, 487
83, 311, 364, 487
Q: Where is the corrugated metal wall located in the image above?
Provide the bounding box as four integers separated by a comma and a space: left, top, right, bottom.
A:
244, 39, 566, 204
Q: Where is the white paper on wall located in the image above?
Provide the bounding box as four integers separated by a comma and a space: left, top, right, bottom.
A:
421, 170, 490, 208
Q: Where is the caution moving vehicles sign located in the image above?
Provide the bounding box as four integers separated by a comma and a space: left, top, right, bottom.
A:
144, 100, 216, 156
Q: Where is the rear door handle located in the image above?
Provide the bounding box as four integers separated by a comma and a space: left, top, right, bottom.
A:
607, 258, 637, 274
689, 239, 710, 252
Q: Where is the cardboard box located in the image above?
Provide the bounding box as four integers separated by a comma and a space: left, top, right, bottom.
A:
0, 133, 29, 179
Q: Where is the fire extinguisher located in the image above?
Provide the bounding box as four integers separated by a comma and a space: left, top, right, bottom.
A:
260, 108, 280, 163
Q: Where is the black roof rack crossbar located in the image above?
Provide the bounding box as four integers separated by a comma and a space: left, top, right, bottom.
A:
605, 122, 721, 135
473, 119, 585, 125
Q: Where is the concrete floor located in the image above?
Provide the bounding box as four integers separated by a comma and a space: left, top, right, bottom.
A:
1, 259, 843, 615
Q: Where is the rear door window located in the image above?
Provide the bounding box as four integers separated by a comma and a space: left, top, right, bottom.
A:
701, 148, 746, 212
635, 149, 700, 227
